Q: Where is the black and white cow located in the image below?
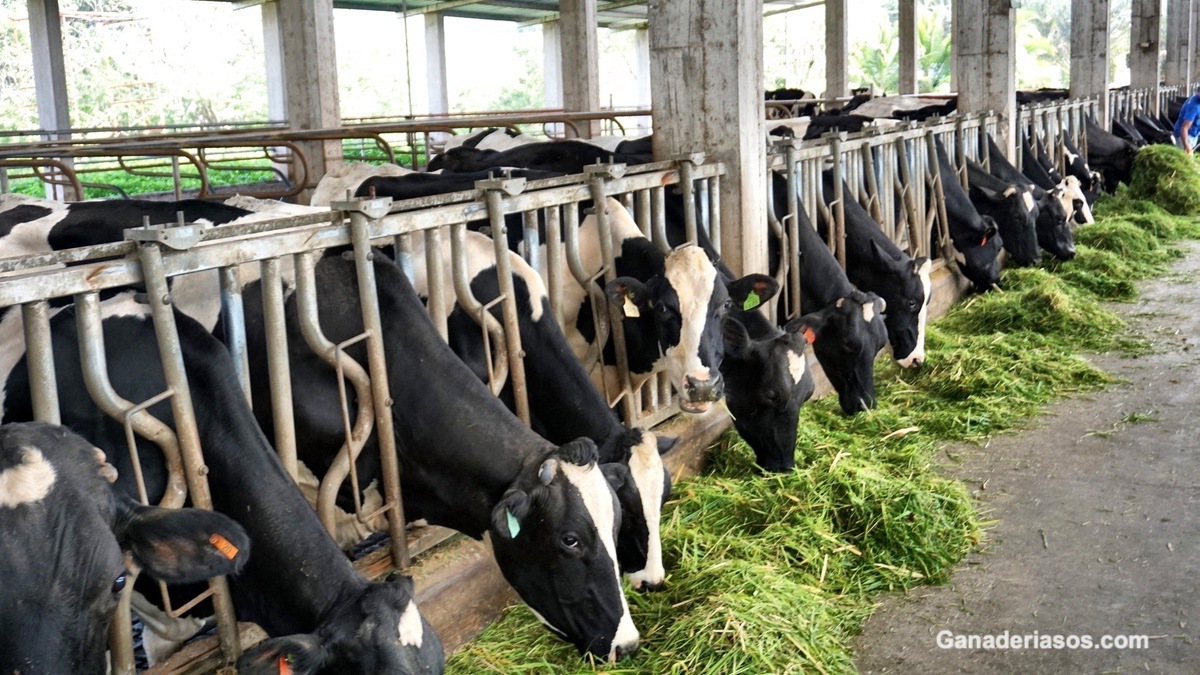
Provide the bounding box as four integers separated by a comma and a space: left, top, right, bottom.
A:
1086, 117, 1139, 193
0, 421, 248, 675
986, 137, 1075, 261
0, 293, 445, 674
1061, 134, 1102, 203
237, 252, 640, 661
769, 174, 889, 415
819, 171, 932, 368
848, 95, 957, 121
1020, 138, 1094, 226
965, 159, 1041, 266
1133, 114, 1173, 145
441, 127, 541, 153
225, 195, 670, 593
426, 140, 650, 174
932, 140, 1004, 291
764, 87, 820, 119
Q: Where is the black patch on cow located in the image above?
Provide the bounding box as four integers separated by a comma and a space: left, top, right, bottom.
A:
45, 199, 250, 251
0, 204, 53, 239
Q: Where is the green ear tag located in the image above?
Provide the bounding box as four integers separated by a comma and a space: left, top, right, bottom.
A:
742, 290, 761, 311
506, 509, 521, 538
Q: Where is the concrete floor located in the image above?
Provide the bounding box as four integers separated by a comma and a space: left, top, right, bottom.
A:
853, 242, 1200, 674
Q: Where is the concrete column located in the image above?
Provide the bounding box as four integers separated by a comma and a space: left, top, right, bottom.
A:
1165, 0, 1193, 88
543, 21, 563, 108
1070, 0, 1111, 126
898, 0, 918, 94
1129, 0, 1162, 114
262, 1, 287, 122
955, 0, 1017, 159
649, 0, 766, 277
633, 27, 652, 132
824, 0, 848, 99
560, 0, 600, 137
278, 0, 342, 195
27, 0, 74, 199
425, 13, 449, 116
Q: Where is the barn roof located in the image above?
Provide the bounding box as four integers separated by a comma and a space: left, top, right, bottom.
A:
201, 0, 818, 30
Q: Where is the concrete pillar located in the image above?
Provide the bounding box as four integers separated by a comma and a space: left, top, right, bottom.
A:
560, 0, 600, 137
898, 0, 918, 94
262, 1, 287, 122
824, 0, 848, 99
634, 27, 652, 132
1070, 0, 1111, 127
425, 13, 449, 116
955, 0, 1017, 159
27, 0, 74, 199
1129, 0, 1162, 114
648, 0, 766, 277
543, 21, 564, 108
1165, 0, 1194, 88
278, 0, 342, 195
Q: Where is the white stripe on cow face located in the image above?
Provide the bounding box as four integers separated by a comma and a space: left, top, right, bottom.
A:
0, 447, 57, 507
862, 302, 876, 324
897, 259, 932, 368
623, 432, 665, 591
556, 460, 639, 661
1061, 176, 1093, 224
786, 349, 807, 385
661, 245, 718, 388
1021, 190, 1036, 212
397, 600, 424, 648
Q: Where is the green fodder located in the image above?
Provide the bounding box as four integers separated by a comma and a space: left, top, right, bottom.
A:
1127, 144, 1200, 216
1093, 186, 1200, 240
1047, 246, 1141, 300
936, 267, 1124, 350
1074, 219, 1164, 261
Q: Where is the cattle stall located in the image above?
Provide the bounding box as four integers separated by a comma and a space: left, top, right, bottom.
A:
1107, 85, 1182, 124
0, 155, 718, 670
766, 112, 998, 325
1016, 97, 1100, 175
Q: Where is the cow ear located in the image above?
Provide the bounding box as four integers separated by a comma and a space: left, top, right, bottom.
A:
556, 437, 599, 467
868, 239, 894, 265
115, 495, 249, 584
600, 462, 632, 493
722, 317, 752, 358
654, 434, 679, 455
605, 277, 650, 318
785, 316, 820, 346
914, 256, 932, 276
972, 182, 1002, 202
237, 634, 328, 675
491, 490, 531, 541
727, 274, 779, 311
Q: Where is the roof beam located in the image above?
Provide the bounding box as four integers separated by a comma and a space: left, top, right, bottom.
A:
518, 0, 642, 27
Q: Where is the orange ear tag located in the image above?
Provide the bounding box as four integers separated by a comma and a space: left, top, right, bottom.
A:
980, 235, 988, 246
278, 655, 293, 675
209, 533, 240, 561
802, 327, 816, 345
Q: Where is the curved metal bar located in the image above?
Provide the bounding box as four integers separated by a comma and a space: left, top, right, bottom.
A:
449, 222, 510, 395
293, 251, 377, 539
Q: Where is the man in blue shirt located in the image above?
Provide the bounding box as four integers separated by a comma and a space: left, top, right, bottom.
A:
1174, 85, 1200, 155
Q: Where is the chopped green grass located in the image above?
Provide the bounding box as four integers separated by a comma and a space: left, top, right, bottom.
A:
1127, 145, 1200, 216
448, 145, 1199, 674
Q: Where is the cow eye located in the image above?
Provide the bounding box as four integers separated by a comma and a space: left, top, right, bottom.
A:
561, 534, 580, 549
112, 573, 128, 594
722, 299, 732, 311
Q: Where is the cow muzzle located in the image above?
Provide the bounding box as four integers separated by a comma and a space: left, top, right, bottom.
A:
679, 373, 724, 412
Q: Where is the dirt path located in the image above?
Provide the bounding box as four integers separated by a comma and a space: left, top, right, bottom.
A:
853, 243, 1200, 674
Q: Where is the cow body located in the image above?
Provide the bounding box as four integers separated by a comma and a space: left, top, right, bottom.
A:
849, 95, 957, 121
966, 159, 1040, 266
1086, 117, 1138, 192
932, 140, 1003, 290
0, 293, 445, 674
820, 171, 932, 368
987, 137, 1075, 260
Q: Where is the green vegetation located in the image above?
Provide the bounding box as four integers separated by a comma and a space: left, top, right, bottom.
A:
1127, 145, 1200, 217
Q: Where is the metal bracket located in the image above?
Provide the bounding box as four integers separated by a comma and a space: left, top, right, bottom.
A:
330, 196, 393, 220
769, 138, 802, 154
124, 218, 210, 251
583, 162, 627, 180
474, 176, 527, 195
671, 152, 705, 166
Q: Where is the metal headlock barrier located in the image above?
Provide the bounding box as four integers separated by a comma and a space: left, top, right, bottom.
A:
1016, 97, 1100, 175
1107, 85, 1182, 123
0, 154, 717, 670
764, 112, 999, 324
0, 109, 651, 202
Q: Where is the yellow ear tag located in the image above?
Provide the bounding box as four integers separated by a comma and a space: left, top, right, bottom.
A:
742, 290, 761, 311
506, 509, 521, 538
209, 533, 239, 561
622, 294, 640, 318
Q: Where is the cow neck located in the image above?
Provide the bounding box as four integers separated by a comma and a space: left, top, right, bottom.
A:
177, 316, 366, 635
367, 257, 557, 538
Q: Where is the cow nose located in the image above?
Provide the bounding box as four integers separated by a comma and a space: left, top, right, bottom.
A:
684, 373, 723, 401
634, 579, 665, 593
611, 641, 640, 662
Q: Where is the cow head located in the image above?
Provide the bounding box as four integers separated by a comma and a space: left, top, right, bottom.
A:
489, 438, 638, 661
950, 216, 1003, 291
798, 290, 888, 415
600, 429, 670, 592
973, 183, 1040, 266
236, 574, 445, 675
1037, 186, 1076, 261
1061, 176, 1094, 224
0, 423, 248, 675
721, 314, 815, 473
864, 239, 932, 368
606, 244, 728, 413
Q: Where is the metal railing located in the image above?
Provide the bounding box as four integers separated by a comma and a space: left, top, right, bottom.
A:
765, 112, 998, 324
1108, 85, 1182, 123
1016, 97, 1100, 175
0, 154, 718, 669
